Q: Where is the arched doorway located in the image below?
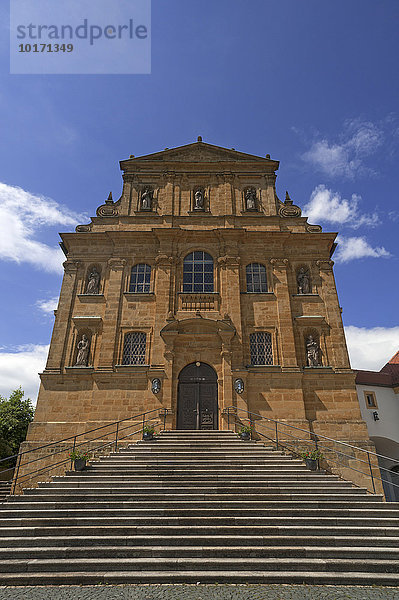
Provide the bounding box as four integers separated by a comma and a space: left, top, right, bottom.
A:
177, 362, 218, 430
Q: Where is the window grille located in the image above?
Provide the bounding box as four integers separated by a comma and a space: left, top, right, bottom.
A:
250, 332, 273, 365
122, 332, 146, 365
129, 264, 151, 293
246, 263, 268, 293
182, 251, 214, 293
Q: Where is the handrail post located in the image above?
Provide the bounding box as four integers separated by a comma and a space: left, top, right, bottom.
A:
142, 412, 146, 435
163, 410, 166, 431
227, 408, 230, 430
70, 435, 77, 469
275, 422, 279, 451
367, 451, 376, 494
114, 422, 119, 452
12, 453, 22, 495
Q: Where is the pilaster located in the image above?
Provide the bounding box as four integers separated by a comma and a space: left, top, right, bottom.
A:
44, 260, 80, 373
270, 258, 298, 369
316, 260, 351, 369
97, 258, 126, 371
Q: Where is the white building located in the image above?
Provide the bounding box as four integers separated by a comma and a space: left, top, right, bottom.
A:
356, 351, 399, 501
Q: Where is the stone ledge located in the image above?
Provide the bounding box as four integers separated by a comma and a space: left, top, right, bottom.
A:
77, 294, 105, 302
292, 294, 321, 299
124, 292, 155, 301
245, 365, 282, 372
241, 292, 276, 297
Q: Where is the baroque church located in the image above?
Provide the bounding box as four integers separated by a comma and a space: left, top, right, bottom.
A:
24, 139, 372, 461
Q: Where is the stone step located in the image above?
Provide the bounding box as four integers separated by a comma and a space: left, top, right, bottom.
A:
83, 467, 324, 475
88, 466, 315, 473
1, 534, 398, 548
53, 474, 352, 482
1, 544, 398, 560
28, 489, 376, 501
118, 445, 278, 450
0, 556, 398, 575
0, 570, 398, 586
2, 507, 399, 518
37, 482, 369, 493
39, 474, 362, 483
8, 498, 387, 508
2, 516, 398, 527
1, 524, 398, 538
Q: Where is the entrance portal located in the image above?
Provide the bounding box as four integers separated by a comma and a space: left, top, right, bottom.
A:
177, 362, 218, 430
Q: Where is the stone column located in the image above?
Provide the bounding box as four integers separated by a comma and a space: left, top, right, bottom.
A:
316, 259, 351, 369
270, 258, 298, 369
97, 258, 126, 371
44, 260, 80, 373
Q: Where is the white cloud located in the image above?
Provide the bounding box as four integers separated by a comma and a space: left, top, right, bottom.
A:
0, 182, 84, 273
345, 326, 399, 371
36, 297, 59, 316
303, 185, 379, 228
335, 236, 391, 262
0, 344, 49, 405
303, 120, 383, 178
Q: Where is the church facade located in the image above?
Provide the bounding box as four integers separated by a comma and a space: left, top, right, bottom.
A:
24, 139, 374, 480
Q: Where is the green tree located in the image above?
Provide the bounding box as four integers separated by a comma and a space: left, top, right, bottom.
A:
0, 388, 34, 467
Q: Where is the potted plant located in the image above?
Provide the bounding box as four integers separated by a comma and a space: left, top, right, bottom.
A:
301, 449, 323, 471
238, 424, 253, 440
143, 425, 155, 440
69, 449, 89, 471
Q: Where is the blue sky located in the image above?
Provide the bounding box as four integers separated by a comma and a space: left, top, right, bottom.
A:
0, 0, 398, 401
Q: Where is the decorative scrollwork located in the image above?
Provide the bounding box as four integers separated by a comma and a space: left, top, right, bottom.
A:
306, 223, 322, 233
96, 204, 118, 217
278, 204, 302, 218
75, 224, 92, 233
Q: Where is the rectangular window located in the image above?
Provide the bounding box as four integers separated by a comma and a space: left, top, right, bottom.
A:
250, 332, 273, 365
122, 332, 146, 365
364, 391, 377, 409
129, 264, 151, 293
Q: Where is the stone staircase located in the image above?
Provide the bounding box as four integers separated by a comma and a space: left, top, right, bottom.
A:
1, 430, 399, 585
0, 481, 12, 503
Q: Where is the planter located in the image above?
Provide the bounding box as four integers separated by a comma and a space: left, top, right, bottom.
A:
305, 458, 318, 471
143, 432, 154, 440
239, 432, 251, 440
74, 458, 86, 471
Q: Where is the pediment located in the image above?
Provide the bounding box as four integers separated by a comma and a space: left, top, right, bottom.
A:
161, 316, 236, 337
122, 142, 278, 166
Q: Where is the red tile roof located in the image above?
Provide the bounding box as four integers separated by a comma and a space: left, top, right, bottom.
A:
356, 349, 399, 386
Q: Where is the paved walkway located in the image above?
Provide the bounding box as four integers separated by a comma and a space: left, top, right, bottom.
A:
0, 585, 398, 600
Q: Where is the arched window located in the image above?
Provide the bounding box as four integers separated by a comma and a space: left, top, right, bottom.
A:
246, 263, 268, 293
122, 332, 146, 365
183, 251, 214, 293
129, 264, 151, 293
250, 332, 273, 365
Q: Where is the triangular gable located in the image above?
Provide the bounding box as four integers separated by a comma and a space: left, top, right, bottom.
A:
122, 141, 279, 166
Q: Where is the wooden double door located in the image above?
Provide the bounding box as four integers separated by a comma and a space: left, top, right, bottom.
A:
177, 362, 218, 430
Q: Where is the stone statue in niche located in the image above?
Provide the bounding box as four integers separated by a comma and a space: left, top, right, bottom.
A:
234, 378, 244, 394
85, 267, 100, 294
140, 187, 153, 210
245, 188, 257, 211
194, 189, 205, 210
151, 378, 161, 394
75, 334, 90, 367
297, 267, 311, 294
306, 335, 321, 367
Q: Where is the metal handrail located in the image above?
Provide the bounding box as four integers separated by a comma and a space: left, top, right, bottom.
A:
225, 406, 399, 497
1, 407, 169, 495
